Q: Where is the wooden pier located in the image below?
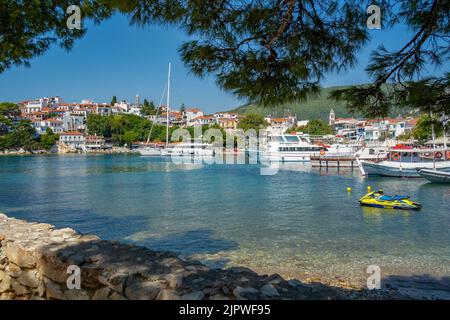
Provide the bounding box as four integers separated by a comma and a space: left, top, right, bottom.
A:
311, 156, 359, 168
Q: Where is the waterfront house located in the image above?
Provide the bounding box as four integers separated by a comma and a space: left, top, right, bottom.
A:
85, 135, 112, 151
59, 132, 86, 150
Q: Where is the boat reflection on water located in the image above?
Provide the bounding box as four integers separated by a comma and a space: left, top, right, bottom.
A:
361, 206, 413, 225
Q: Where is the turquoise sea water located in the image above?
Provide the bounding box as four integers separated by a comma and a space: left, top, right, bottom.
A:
0, 155, 449, 287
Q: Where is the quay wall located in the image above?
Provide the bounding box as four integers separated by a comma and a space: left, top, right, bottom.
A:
0, 213, 403, 300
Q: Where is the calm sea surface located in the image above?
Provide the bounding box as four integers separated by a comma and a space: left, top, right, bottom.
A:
0, 155, 449, 287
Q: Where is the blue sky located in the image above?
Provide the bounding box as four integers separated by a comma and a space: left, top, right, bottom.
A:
0, 14, 447, 114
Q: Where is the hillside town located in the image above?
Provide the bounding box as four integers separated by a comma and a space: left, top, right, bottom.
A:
0, 95, 428, 154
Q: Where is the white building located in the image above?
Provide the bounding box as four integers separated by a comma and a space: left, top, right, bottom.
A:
364, 126, 381, 141
265, 116, 296, 134
95, 105, 112, 116
32, 118, 64, 135
129, 104, 142, 116
296, 120, 309, 127
191, 115, 215, 126
59, 132, 85, 149
63, 113, 86, 132
184, 108, 204, 122
114, 101, 130, 113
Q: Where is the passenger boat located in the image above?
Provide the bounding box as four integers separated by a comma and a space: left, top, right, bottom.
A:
417, 169, 450, 183
360, 148, 450, 177
261, 134, 337, 162
359, 191, 422, 210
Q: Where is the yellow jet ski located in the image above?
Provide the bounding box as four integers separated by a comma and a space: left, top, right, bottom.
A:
359, 190, 422, 210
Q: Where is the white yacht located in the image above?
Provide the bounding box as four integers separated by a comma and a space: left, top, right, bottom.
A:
261, 134, 326, 162
161, 142, 215, 156
139, 144, 164, 156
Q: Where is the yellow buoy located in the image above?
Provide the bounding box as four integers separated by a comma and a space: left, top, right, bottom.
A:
347, 187, 352, 192
367, 186, 371, 192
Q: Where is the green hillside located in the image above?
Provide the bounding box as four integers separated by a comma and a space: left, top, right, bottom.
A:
227, 85, 362, 121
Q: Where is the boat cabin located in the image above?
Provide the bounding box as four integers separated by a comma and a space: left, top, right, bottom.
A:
387, 148, 450, 162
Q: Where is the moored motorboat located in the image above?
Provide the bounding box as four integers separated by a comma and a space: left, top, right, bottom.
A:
361, 148, 450, 177
359, 191, 422, 210
417, 169, 450, 183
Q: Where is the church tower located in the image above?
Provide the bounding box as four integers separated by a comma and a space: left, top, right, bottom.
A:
329, 109, 335, 126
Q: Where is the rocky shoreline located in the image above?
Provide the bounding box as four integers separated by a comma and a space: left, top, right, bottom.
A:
0, 213, 412, 300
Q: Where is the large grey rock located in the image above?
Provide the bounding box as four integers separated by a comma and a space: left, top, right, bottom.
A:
63, 289, 91, 300
0, 270, 6, 281
209, 293, 230, 300
233, 286, 259, 300
125, 281, 162, 300
157, 289, 181, 300
260, 284, 280, 297
44, 278, 64, 300
0, 292, 16, 300
39, 253, 70, 283
182, 291, 205, 300
5, 264, 21, 278
0, 276, 11, 293
5, 242, 37, 268
11, 280, 30, 296
110, 292, 127, 300
18, 269, 40, 288
106, 272, 128, 292
164, 273, 184, 288
93, 287, 112, 300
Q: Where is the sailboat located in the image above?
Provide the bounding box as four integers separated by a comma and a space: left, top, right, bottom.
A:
139, 63, 172, 156
139, 63, 215, 157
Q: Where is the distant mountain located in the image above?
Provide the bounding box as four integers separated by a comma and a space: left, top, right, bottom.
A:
226, 85, 369, 121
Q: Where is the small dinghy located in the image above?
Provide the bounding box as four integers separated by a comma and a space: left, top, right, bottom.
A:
359, 190, 422, 210
417, 169, 450, 184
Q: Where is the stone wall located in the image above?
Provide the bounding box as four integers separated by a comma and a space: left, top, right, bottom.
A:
0, 213, 404, 300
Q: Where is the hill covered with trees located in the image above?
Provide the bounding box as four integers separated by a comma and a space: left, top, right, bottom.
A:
227, 85, 417, 121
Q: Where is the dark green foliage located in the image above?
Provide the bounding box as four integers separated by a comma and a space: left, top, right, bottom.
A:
39, 128, 59, 150
0, 0, 113, 72
0, 119, 40, 151
0, 102, 20, 135
237, 114, 269, 132
0, 103, 52, 151
331, 1, 449, 116
287, 119, 333, 135
111, 96, 118, 106
141, 99, 157, 115
1, 1, 448, 116
87, 113, 172, 145
412, 114, 446, 142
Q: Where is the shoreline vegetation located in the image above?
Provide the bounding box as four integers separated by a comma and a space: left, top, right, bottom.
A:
0, 213, 414, 300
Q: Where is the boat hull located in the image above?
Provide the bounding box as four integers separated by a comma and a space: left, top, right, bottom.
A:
161, 149, 214, 156
260, 152, 317, 162
418, 169, 450, 183
361, 161, 450, 177
139, 148, 162, 156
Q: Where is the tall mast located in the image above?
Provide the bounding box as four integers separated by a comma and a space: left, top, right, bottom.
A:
166, 63, 171, 147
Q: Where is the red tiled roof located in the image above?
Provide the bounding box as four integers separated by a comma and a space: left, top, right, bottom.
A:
60, 131, 84, 136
